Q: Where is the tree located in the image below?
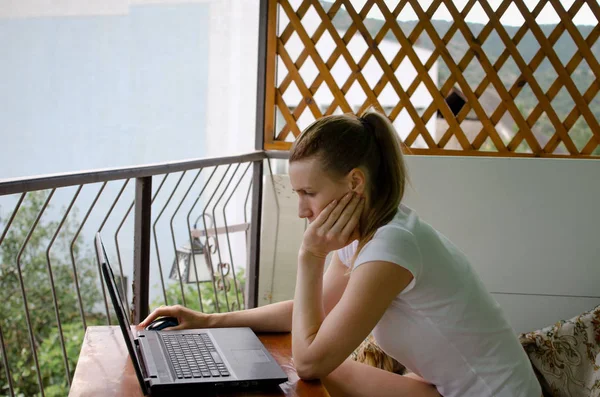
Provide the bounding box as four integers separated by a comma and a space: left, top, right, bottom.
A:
0, 192, 103, 396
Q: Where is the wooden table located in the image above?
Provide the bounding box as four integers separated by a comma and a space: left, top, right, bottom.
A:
69, 326, 328, 397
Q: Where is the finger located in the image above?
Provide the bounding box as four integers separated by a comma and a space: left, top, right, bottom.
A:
320, 192, 354, 230
138, 306, 170, 327
338, 197, 363, 239
328, 193, 361, 234
311, 198, 339, 228
163, 324, 185, 331
340, 197, 365, 240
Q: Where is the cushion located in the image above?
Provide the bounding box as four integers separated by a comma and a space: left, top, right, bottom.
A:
519, 304, 600, 397
351, 335, 406, 374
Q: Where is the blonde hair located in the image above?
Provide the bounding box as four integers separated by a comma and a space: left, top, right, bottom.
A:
289, 108, 407, 263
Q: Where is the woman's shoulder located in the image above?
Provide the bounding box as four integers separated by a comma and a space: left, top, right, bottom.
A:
373, 204, 420, 239
355, 206, 424, 279
338, 206, 421, 267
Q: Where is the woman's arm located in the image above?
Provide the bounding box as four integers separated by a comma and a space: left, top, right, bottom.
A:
213, 251, 350, 332
140, 300, 294, 333
293, 259, 412, 380
141, 252, 351, 334
210, 299, 293, 332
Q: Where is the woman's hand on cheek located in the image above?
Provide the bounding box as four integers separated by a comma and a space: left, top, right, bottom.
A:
300, 192, 365, 260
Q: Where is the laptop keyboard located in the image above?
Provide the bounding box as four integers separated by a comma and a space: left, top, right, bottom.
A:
162, 333, 230, 379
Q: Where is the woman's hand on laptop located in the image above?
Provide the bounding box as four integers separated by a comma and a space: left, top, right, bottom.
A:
138, 305, 209, 331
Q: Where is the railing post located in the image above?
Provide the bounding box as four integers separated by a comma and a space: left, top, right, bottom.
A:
133, 176, 152, 323
247, 162, 264, 309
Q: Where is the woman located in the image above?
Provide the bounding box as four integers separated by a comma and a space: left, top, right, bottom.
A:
140, 109, 542, 397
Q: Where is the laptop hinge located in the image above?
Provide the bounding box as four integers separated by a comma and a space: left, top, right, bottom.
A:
138, 341, 152, 386
136, 334, 164, 382
135, 339, 150, 379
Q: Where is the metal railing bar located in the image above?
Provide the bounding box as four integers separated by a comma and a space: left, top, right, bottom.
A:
191, 223, 249, 238
151, 174, 170, 205
223, 162, 253, 310
0, 194, 26, 247
265, 150, 290, 160
0, 152, 266, 197
114, 172, 167, 319
246, 160, 264, 309
73, 182, 107, 327
88, 183, 114, 325
115, 199, 135, 319
56, 187, 86, 333
266, 159, 281, 304
243, 175, 253, 246
169, 169, 204, 312
0, 323, 14, 397
97, 179, 131, 325
145, 174, 170, 306
0, 195, 24, 397
212, 163, 244, 312
201, 165, 233, 313
150, 174, 175, 307
98, 179, 130, 232
186, 167, 220, 313
132, 177, 153, 323
16, 190, 55, 397
152, 172, 188, 307
242, 175, 254, 308
133, 177, 153, 323
45, 187, 82, 388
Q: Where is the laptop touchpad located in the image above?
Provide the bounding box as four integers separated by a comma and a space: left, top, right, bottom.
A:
231, 349, 271, 364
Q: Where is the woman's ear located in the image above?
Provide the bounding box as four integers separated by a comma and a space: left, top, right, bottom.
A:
348, 168, 366, 195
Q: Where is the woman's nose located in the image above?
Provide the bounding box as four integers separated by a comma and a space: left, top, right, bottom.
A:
298, 201, 312, 219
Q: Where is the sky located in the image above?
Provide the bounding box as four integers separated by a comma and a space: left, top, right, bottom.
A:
351, 0, 598, 27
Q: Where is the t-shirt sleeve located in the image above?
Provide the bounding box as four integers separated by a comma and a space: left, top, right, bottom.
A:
336, 240, 358, 268
354, 226, 423, 289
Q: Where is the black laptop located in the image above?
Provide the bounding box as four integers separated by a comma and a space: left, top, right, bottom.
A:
95, 233, 288, 396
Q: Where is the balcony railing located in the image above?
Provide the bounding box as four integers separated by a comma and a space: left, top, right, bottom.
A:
0, 151, 270, 397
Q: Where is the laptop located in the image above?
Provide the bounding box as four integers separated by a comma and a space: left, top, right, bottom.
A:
95, 233, 288, 396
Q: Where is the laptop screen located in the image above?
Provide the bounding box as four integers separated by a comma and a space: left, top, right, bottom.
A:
96, 233, 148, 395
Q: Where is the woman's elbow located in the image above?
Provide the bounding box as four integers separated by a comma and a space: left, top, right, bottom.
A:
295, 360, 331, 380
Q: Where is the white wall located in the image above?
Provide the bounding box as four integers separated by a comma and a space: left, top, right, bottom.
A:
259, 156, 600, 334
204, 0, 258, 157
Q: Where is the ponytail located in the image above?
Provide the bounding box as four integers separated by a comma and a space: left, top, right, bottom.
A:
355, 109, 407, 260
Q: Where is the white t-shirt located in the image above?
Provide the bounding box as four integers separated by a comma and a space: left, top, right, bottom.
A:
337, 205, 541, 397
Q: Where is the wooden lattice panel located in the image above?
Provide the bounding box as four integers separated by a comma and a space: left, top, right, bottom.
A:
263, 0, 600, 157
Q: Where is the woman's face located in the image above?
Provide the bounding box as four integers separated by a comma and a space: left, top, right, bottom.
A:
289, 158, 351, 223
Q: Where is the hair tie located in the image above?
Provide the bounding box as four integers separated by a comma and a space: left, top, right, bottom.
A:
359, 117, 374, 135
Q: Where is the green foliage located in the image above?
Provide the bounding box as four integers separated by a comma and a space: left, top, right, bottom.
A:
37, 323, 87, 397
151, 268, 246, 314
0, 192, 103, 396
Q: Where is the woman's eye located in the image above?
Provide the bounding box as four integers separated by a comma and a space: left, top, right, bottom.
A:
305, 192, 315, 197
